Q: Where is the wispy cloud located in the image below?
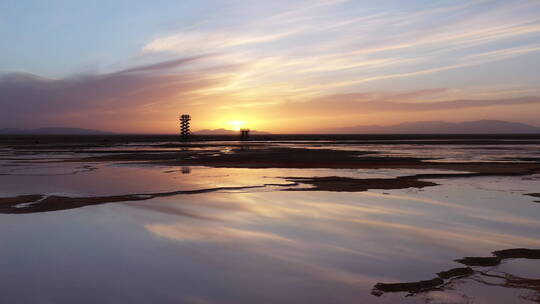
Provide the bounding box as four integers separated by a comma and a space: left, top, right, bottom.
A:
308, 95, 540, 113
143, 31, 295, 54
259, 92, 540, 118
139, 0, 540, 101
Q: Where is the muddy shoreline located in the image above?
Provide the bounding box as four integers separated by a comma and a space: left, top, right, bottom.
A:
0, 183, 298, 214
0, 171, 443, 213
372, 248, 540, 297
2, 138, 540, 212
65, 146, 540, 175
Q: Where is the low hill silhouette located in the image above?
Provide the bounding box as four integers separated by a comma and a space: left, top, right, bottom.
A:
314, 120, 540, 134
0, 128, 114, 135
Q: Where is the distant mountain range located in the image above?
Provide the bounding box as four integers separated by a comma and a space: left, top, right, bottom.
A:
0, 128, 114, 135
194, 128, 270, 135
314, 120, 540, 134
2, 120, 539, 135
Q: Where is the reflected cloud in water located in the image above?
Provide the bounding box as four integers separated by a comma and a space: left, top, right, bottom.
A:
131, 176, 540, 303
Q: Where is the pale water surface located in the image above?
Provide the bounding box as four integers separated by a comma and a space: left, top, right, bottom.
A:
0, 141, 539, 303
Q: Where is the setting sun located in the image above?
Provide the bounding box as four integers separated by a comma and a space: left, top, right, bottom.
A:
227, 120, 247, 131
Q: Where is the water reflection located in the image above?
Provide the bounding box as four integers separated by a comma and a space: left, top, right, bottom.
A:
0, 173, 538, 303
122, 176, 539, 303
0, 140, 539, 303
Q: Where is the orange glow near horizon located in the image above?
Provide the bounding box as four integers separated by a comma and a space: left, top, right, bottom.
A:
227, 120, 247, 131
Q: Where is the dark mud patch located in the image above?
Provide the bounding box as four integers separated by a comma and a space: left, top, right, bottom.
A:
158, 147, 401, 169
526, 193, 540, 203
74, 147, 387, 166
0, 182, 297, 214
436, 267, 474, 279
285, 176, 438, 192
493, 248, 540, 259
0, 173, 443, 213
82, 151, 214, 162
0, 195, 44, 206
455, 256, 501, 266
10, 144, 540, 180
97, 147, 540, 178
372, 278, 444, 296
372, 248, 540, 297
506, 157, 540, 163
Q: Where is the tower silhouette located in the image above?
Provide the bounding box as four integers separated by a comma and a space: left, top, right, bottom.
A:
180, 114, 191, 140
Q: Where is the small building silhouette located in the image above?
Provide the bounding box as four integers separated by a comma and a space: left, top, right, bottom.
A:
240, 128, 250, 140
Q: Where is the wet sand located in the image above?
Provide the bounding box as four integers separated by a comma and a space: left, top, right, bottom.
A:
0, 182, 296, 214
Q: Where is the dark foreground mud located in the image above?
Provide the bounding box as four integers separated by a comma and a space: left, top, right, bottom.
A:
70, 146, 540, 180
372, 248, 540, 297
0, 171, 442, 213
285, 176, 438, 192
455, 256, 502, 266
436, 267, 475, 279
0, 183, 296, 214
3, 136, 540, 175
493, 248, 540, 259
150, 147, 540, 174
526, 193, 540, 203
2, 141, 539, 213
373, 278, 444, 295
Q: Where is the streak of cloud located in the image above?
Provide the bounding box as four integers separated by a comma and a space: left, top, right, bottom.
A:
140, 0, 540, 99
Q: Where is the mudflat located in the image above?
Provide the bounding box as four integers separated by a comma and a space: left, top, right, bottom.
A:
1, 134, 540, 303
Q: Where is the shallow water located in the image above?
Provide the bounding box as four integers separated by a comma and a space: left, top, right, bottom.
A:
1, 141, 539, 303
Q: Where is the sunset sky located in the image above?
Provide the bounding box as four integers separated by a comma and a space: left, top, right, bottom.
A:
1, 0, 540, 133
